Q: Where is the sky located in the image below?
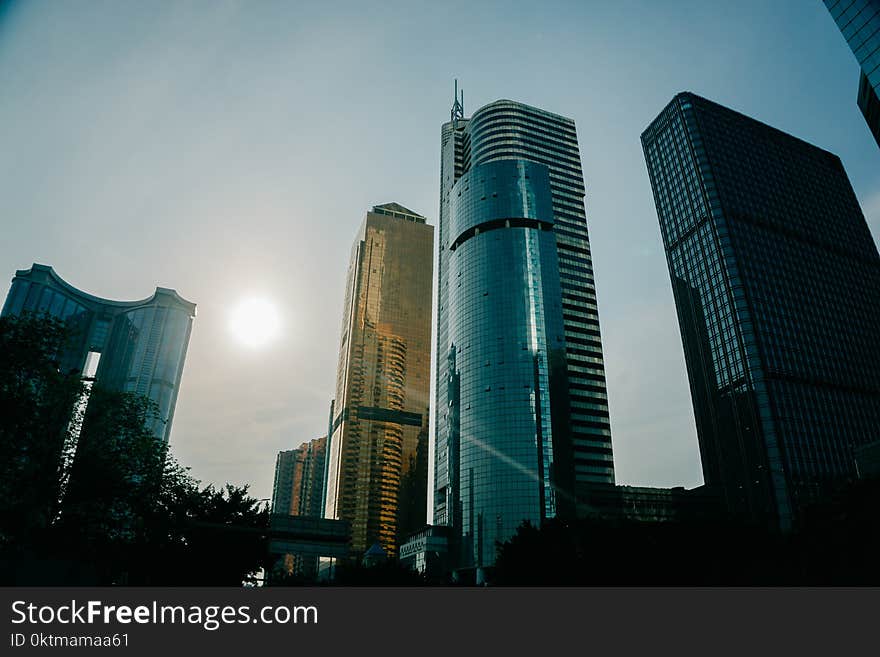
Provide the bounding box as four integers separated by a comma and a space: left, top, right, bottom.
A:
1, 0, 878, 502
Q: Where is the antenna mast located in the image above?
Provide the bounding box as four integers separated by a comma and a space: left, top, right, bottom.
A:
451, 78, 464, 121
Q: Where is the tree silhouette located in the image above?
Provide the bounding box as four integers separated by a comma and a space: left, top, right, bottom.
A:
0, 312, 83, 549
0, 312, 269, 585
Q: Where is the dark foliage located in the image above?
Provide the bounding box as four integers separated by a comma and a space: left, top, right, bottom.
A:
0, 312, 269, 585
133, 476, 270, 586
333, 559, 428, 586
494, 480, 880, 585
0, 312, 83, 547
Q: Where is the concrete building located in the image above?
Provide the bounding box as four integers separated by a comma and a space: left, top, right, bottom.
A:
271, 436, 326, 517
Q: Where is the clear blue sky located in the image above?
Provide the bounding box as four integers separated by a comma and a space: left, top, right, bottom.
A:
1, 0, 878, 500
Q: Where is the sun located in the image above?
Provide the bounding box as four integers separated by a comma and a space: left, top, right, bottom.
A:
229, 297, 281, 348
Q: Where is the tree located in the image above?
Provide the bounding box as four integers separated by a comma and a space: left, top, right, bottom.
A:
54, 388, 168, 581
54, 390, 271, 585
0, 312, 270, 585
0, 312, 83, 550
135, 476, 271, 586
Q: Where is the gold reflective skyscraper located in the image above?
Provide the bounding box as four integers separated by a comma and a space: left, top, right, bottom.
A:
324, 203, 434, 556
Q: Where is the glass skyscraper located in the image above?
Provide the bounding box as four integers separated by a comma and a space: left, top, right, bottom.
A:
824, 0, 880, 147
270, 436, 330, 578
642, 92, 880, 530
323, 203, 433, 557
1, 263, 196, 443
272, 436, 327, 517
433, 93, 613, 570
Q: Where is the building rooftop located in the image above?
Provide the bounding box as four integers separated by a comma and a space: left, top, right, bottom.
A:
371, 202, 427, 224
13, 263, 196, 315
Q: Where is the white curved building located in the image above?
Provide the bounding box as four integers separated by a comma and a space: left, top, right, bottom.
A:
2, 263, 196, 443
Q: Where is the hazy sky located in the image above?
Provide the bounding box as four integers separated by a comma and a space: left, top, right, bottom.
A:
1, 0, 878, 501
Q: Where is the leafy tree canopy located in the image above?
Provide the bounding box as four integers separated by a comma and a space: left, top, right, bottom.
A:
0, 312, 269, 585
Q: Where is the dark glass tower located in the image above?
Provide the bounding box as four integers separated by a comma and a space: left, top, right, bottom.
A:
824, 0, 880, 147
642, 92, 880, 530
434, 93, 613, 569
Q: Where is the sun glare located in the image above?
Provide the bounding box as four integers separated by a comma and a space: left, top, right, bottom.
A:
229, 297, 281, 349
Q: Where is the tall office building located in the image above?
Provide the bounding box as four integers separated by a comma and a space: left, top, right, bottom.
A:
824, 0, 880, 147
433, 91, 614, 570
272, 436, 327, 517
642, 92, 880, 530
323, 203, 433, 556
1, 264, 195, 443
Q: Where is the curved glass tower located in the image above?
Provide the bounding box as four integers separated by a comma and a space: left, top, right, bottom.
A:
1, 264, 196, 443
445, 159, 572, 568
434, 95, 613, 569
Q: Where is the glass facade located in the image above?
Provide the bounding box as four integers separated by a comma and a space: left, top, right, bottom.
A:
1, 263, 196, 443
272, 436, 327, 516
642, 93, 880, 530
323, 204, 434, 556
441, 159, 572, 569
434, 98, 613, 567
825, 0, 880, 147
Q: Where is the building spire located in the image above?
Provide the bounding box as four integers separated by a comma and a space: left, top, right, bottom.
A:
451, 78, 464, 121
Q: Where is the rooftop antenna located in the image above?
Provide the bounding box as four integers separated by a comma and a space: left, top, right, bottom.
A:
451, 78, 464, 121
